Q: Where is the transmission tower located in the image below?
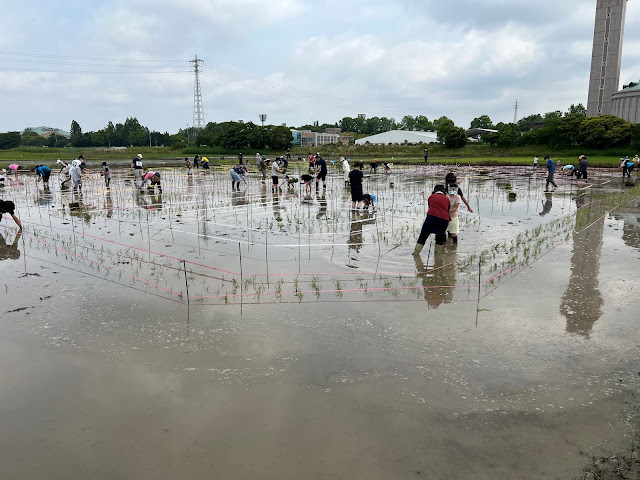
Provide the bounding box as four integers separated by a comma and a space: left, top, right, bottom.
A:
513, 100, 519, 124
190, 55, 205, 131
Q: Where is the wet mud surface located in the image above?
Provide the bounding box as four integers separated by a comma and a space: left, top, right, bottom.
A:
1, 164, 640, 479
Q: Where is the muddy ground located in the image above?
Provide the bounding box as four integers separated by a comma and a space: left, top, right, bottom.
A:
1, 164, 639, 479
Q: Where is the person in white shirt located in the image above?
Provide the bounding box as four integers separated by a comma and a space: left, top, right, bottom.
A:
271, 159, 283, 193
342, 157, 350, 186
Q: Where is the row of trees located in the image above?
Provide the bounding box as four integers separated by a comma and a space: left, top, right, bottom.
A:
479, 104, 640, 150
194, 122, 293, 150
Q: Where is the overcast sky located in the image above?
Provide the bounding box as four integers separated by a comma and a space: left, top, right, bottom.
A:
1, 0, 639, 133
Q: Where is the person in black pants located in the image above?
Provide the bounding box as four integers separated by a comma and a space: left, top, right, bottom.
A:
424, 148, 429, 164
413, 185, 450, 255
0, 199, 22, 229
348, 162, 364, 210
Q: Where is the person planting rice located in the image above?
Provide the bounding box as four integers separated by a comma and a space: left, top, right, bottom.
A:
257, 155, 267, 182
31, 165, 51, 188
271, 159, 283, 193
370, 161, 379, 174
562, 164, 576, 176
413, 185, 450, 255
7, 164, 20, 175
0, 199, 22, 229
69, 161, 84, 192
384, 163, 392, 174
348, 162, 364, 210
315, 154, 327, 190
193, 154, 200, 169
341, 157, 350, 186
202, 156, 210, 170
444, 170, 474, 213
185, 157, 193, 175
577, 155, 588, 181
299, 173, 314, 193
101, 162, 111, 187
144, 171, 162, 192
446, 183, 470, 244
280, 175, 299, 190
57, 159, 71, 188
230, 165, 247, 191
132, 153, 144, 188
362, 193, 377, 210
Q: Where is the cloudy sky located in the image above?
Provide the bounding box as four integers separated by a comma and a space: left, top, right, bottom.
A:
1, 0, 639, 134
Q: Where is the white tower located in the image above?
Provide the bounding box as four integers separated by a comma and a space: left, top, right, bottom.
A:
587, 0, 628, 117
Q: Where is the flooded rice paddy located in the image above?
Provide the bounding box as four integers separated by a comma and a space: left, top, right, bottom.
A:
1, 163, 639, 479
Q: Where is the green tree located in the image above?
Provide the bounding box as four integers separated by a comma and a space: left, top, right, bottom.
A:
631, 124, 640, 151
566, 103, 586, 117
444, 127, 468, 148
21, 130, 45, 146
470, 115, 494, 129
267, 125, 293, 150
400, 115, 415, 131
434, 117, 455, 142
579, 115, 631, 149
497, 123, 520, 146
70, 120, 82, 146
414, 115, 434, 131
517, 113, 543, 132
0, 132, 21, 149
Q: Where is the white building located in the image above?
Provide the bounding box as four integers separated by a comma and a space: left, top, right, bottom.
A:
355, 130, 438, 145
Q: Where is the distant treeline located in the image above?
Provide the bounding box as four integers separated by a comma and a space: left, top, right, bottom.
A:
1, 104, 639, 152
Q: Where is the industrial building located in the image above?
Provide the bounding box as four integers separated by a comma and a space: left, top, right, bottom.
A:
612, 81, 640, 124
355, 130, 438, 145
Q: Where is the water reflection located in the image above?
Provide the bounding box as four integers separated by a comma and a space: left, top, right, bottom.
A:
612, 200, 640, 251
539, 192, 553, 216
348, 211, 374, 253
0, 231, 21, 261
414, 245, 458, 307
560, 195, 605, 336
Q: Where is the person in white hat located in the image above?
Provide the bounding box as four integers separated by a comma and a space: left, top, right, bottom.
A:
132, 153, 144, 188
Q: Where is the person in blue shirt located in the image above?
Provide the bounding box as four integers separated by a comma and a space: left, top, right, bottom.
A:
314, 155, 327, 189
31, 165, 51, 187
578, 156, 589, 181
545, 156, 558, 191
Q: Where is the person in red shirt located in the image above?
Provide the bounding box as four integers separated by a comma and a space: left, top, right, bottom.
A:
413, 185, 450, 255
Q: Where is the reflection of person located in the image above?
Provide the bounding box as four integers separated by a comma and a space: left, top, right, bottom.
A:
539, 192, 553, 216
0, 200, 22, 229
231, 190, 247, 207
349, 162, 364, 210
348, 211, 374, 252
0, 231, 21, 261
413, 185, 450, 255
414, 245, 457, 307
316, 194, 327, 220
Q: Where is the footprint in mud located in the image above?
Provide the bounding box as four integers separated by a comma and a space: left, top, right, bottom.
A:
18, 273, 41, 278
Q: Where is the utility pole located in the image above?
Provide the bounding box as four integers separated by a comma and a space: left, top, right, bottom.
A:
190, 55, 205, 131
513, 100, 519, 124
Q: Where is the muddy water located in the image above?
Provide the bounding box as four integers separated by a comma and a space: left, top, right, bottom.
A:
1, 164, 639, 479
